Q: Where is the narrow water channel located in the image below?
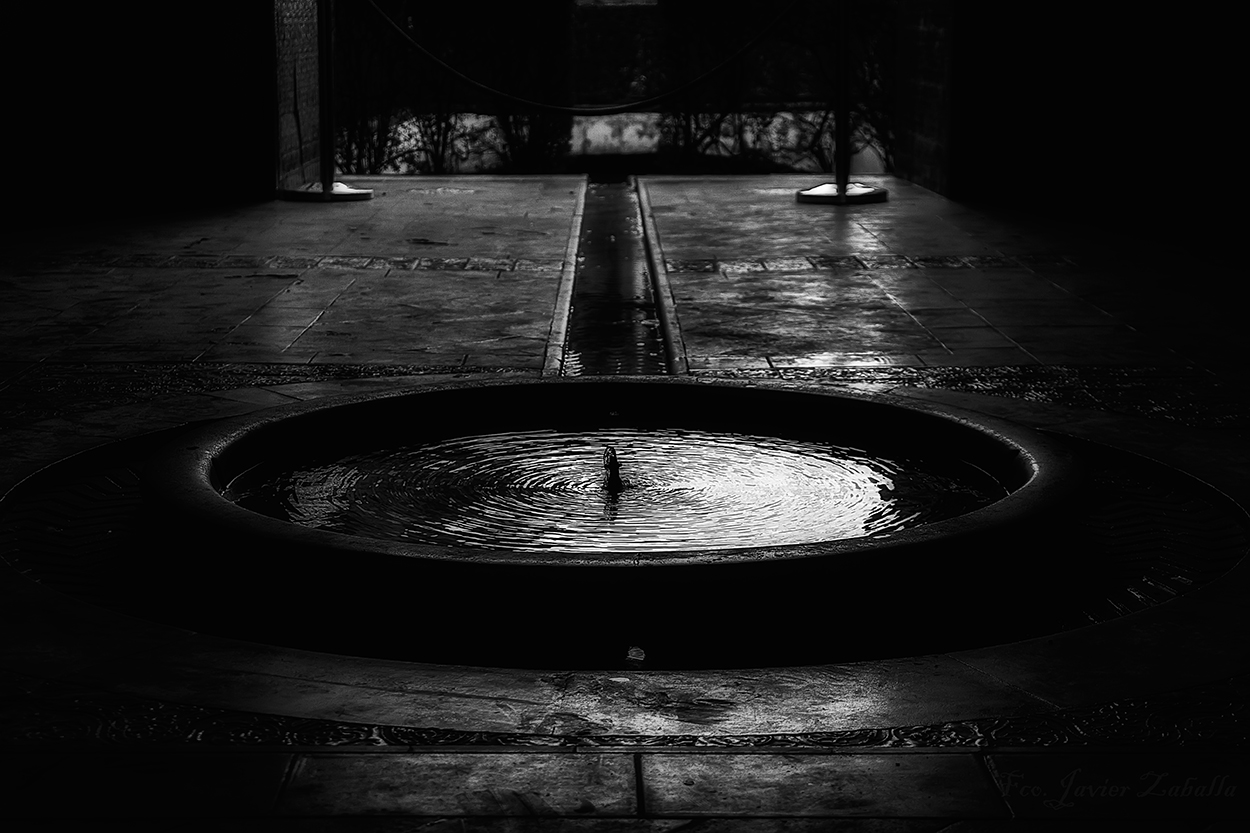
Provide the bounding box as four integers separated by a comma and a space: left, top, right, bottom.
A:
561, 175, 667, 375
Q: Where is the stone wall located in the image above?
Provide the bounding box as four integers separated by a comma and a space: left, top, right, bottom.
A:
4, 3, 276, 218
275, 0, 323, 190
890, 0, 953, 195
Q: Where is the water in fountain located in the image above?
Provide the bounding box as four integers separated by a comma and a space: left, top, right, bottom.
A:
230, 427, 1003, 553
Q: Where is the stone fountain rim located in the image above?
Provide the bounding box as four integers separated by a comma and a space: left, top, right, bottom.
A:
145, 375, 1082, 567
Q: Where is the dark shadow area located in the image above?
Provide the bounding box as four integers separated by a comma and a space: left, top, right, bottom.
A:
946, 3, 1234, 262
4, 0, 1233, 252
4, 3, 276, 225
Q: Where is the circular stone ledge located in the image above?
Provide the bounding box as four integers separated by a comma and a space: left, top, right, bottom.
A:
0, 379, 1246, 736
138, 377, 1086, 669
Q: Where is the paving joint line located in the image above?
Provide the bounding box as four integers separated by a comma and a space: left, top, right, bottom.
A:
543, 176, 587, 377
633, 751, 647, 817
635, 177, 687, 375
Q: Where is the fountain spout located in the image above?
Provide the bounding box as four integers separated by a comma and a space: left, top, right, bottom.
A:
603, 446, 626, 495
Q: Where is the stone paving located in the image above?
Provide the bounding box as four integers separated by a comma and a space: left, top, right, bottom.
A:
640, 175, 1239, 374
1, 176, 583, 369
1, 174, 1248, 826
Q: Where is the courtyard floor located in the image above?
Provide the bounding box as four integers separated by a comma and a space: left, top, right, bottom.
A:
0, 174, 1246, 828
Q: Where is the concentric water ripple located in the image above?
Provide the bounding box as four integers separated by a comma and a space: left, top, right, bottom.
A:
232, 428, 1004, 553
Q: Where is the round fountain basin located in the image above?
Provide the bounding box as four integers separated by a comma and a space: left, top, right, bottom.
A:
229, 426, 1008, 555
143, 378, 1083, 667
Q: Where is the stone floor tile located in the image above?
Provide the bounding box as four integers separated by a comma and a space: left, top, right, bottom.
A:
417, 257, 470, 270
78, 820, 943, 832
464, 354, 543, 369
217, 324, 310, 347
258, 374, 504, 402
880, 288, 968, 311
239, 307, 325, 328
267, 276, 359, 306
718, 259, 766, 274
1023, 348, 1189, 366
18, 394, 262, 440
1, 752, 292, 818
0, 324, 96, 357
368, 257, 419, 270
316, 256, 374, 270
966, 302, 1116, 327
72, 323, 213, 345
599, 821, 940, 832
933, 277, 1074, 302
257, 256, 321, 271
50, 300, 144, 324
218, 254, 276, 269
687, 356, 773, 370
206, 387, 305, 408
1043, 275, 1124, 300
52, 344, 214, 363
466, 257, 515, 272
808, 255, 865, 270
910, 256, 972, 268
549, 654, 1061, 736
0, 304, 63, 330
992, 326, 1149, 355
195, 345, 317, 363
277, 753, 636, 817
664, 258, 718, 273
761, 257, 815, 271
926, 328, 1019, 349
1010, 254, 1080, 269
861, 237, 991, 260
642, 753, 1005, 818
305, 351, 469, 366
512, 258, 566, 273
111, 819, 954, 832
769, 352, 926, 367
905, 308, 988, 328
856, 255, 916, 269
918, 347, 1039, 366
811, 237, 894, 255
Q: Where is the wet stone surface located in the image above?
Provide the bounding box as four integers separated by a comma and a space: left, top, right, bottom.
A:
0, 363, 534, 426
1, 667, 1245, 749
4, 362, 1243, 429
697, 365, 1250, 429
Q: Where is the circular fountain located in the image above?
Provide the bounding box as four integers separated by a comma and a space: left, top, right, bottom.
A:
229, 426, 1009, 554
141, 377, 1083, 668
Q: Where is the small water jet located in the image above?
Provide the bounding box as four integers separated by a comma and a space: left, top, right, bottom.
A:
603, 445, 626, 496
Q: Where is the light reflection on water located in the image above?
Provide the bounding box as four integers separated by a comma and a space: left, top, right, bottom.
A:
233, 428, 1001, 553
